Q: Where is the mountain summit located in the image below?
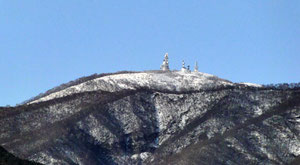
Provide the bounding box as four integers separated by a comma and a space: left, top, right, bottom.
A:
28, 70, 233, 104
0, 57, 299, 165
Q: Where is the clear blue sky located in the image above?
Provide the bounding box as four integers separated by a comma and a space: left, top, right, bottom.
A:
1, 1, 300, 106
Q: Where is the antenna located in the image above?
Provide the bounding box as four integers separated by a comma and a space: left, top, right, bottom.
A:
194, 61, 199, 72
160, 53, 170, 71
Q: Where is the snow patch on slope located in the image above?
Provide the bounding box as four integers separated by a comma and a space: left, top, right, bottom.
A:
239, 82, 262, 87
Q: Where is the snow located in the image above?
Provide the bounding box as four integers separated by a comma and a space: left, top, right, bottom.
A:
131, 154, 139, 160
239, 82, 262, 87
140, 152, 151, 160
29, 71, 233, 104
30, 152, 65, 165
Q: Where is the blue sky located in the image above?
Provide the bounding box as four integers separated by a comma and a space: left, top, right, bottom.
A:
1, 1, 300, 106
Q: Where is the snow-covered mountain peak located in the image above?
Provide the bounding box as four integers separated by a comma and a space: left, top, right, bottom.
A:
29, 70, 233, 104
2, 70, 299, 165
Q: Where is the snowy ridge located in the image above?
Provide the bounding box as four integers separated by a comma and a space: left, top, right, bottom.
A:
29, 71, 233, 104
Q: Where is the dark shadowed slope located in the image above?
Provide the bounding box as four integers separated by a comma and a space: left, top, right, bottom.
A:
290, 156, 300, 165
0, 146, 42, 165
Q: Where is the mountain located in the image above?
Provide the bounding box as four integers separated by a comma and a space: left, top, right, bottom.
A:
0, 70, 299, 165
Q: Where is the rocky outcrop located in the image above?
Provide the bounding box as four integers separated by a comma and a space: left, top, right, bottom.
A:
0, 71, 299, 165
